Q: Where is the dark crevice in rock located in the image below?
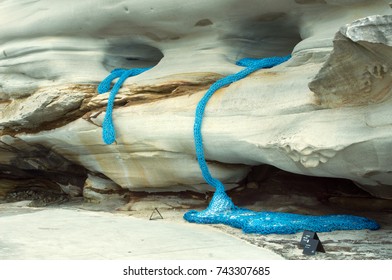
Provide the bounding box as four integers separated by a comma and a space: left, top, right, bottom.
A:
85, 73, 223, 114
0, 141, 88, 202
4, 187, 70, 207
230, 164, 391, 213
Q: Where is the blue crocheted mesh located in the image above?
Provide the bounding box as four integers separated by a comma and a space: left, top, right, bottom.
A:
183, 55, 380, 234
97, 56, 380, 234
97, 67, 150, 144
183, 191, 380, 234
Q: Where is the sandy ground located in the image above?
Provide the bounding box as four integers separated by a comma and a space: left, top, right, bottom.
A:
0, 201, 283, 260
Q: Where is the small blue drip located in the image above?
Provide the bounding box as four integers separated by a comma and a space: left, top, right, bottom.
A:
97, 67, 150, 144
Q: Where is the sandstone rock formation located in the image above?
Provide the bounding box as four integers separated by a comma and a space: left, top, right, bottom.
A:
0, 0, 391, 201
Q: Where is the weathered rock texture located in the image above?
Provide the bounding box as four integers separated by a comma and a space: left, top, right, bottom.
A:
1, 0, 392, 199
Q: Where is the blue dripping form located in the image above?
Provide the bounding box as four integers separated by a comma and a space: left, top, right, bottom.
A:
97, 67, 150, 144
183, 55, 380, 234
97, 57, 380, 234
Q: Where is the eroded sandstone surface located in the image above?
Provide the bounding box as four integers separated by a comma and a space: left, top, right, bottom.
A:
1, 0, 392, 201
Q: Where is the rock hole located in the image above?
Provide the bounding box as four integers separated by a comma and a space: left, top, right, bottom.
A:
102, 43, 163, 72
295, 0, 327, 4
253, 12, 287, 22
195, 19, 213, 27
223, 13, 302, 61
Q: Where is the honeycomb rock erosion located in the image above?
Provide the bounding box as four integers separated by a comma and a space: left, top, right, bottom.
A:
0, 0, 391, 198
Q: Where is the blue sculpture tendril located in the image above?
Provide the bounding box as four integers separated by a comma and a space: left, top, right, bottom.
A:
97, 67, 150, 144
183, 55, 380, 234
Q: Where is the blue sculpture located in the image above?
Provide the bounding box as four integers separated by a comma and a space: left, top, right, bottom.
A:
184, 55, 380, 234
97, 56, 380, 234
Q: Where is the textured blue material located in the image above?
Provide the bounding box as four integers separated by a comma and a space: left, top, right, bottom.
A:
183, 55, 380, 234
97, 67, 150, 144
184, 192, 380, 234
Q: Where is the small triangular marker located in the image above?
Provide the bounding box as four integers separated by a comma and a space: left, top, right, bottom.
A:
299, 230, 326, 255
299, 230, 320, 248
149, 208, 163, 220
303, 239, 326, 255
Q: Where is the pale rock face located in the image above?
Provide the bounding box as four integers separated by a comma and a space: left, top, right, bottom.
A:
309, 15, 392, 107
83, 174, 124, 203
0, 0, 392, 198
